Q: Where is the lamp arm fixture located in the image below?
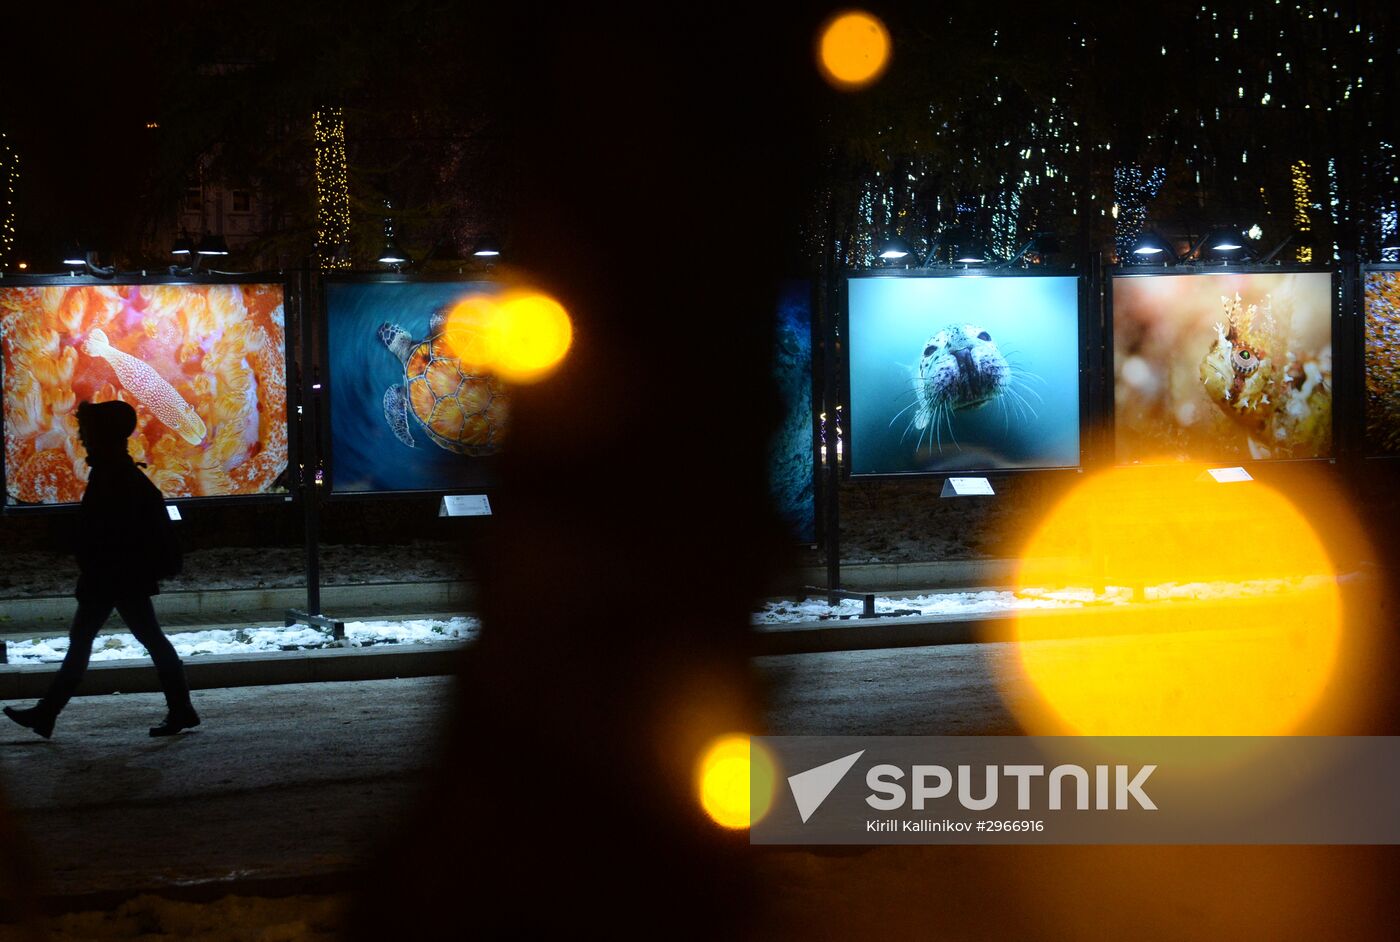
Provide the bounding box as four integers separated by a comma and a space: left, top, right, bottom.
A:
82, 251, 116, 279
1260, 232, 1299, 264
993, 238, 1038, 269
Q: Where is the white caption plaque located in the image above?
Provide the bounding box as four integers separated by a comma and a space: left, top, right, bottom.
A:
439, 494, 493, 517
941, 477, 995, 498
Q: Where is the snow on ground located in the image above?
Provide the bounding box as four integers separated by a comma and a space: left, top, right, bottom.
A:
753, 576, 1333, 623
3, 616, 479, 665
754, 589, 1110, 623
0, 577, 1334, 662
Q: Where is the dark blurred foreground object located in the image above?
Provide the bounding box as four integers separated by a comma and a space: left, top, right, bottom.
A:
348, 9, 813, 938
0, 782, 43, 940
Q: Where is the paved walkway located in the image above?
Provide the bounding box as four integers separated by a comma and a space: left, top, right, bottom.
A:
4, 644, 1398, 940
2, 678, 448, 900
0, 643, 1023, 900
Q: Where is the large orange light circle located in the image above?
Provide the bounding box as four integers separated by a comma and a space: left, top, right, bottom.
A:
442, 289, 574, 384
490, 292, 573, 383
817, 11, 891, 90
1004, 464, 1343, 736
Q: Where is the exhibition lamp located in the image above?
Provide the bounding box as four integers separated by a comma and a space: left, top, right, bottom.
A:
950, 236, 992, 267
167, 233, 229, 274
926, 225, 990, 267
1126, 231, 1179, 264
61, 242, 88, 267
1187, 226, 1256, 263
378, 199, 411, 267
876, 234, 920, 267
61, 243, 115, 278
1129, 225, 1284, 267
377, 238, 409, 265
875, 230, 999, 269
472, 235, 502, 258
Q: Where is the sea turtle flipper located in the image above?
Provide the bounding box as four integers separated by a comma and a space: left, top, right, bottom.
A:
428, 306, 450, 337
378, 323, 417, 365
383, 385, 415, 447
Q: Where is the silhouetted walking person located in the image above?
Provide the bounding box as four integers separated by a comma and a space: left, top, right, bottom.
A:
4, 401, 199, 739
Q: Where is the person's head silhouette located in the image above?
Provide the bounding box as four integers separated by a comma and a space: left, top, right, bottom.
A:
76, 400, 138, 461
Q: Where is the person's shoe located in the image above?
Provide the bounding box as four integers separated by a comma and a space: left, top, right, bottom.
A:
4, 705, 55, 739
149, 705, 200, 737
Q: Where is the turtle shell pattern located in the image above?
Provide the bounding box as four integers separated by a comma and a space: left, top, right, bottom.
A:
405, 332, 507, 455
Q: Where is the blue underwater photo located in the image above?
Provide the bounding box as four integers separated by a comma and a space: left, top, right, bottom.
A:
770, 280, 815, 543
325, 280, 502, 493
847, 275, 1081, 475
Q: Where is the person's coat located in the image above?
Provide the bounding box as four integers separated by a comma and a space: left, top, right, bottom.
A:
75, 454, 170, 601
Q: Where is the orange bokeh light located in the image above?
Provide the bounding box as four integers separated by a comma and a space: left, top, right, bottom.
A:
816, 10, 891, 90
1001, 462, 1364, 737
443, 289, 573, 384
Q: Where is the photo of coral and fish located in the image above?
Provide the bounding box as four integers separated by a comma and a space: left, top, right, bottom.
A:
1364, 270, 1400, 456
1112, 271, 1333, 463
1, 283, 288, 504
846, 275, 1081, 475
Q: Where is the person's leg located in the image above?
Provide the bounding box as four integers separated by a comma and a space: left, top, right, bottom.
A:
115, 596, 199, 735
3, 597, 111, 738
49, 597, 113, 707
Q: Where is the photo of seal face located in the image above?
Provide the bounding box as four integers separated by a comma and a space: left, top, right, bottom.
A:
901, 322, 1041, 454
847, 275, 1080, 475
915, 323, 1010, 425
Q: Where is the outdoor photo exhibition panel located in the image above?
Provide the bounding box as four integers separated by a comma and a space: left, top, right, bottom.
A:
322, 277, 505, 496
1363, 265, 1400, 458
771, 279, 815, 542
1110, 268, 1336, 465
845, 271, 1082, 477
0, 276, 292, 507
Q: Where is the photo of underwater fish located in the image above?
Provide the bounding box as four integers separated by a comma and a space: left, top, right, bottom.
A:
325, 280, 506, 494
1112, 271, 1333, 463
1, 283, 288, 504
846, 274, 1080, 475
1364, 270, 1400, 456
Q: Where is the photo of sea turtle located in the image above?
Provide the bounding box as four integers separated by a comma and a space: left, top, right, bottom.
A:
326, 280, 504, 493
378, 308, 507, 456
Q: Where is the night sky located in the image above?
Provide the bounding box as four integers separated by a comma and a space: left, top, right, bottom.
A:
1, 4, 175, 261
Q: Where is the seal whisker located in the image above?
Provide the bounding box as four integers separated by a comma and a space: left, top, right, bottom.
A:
888, 398, 921, 430
1011, 376, 1045, 404
1005, 386, 1039, 422
942, 402, 960, 451
1003, 384, 1029, 418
